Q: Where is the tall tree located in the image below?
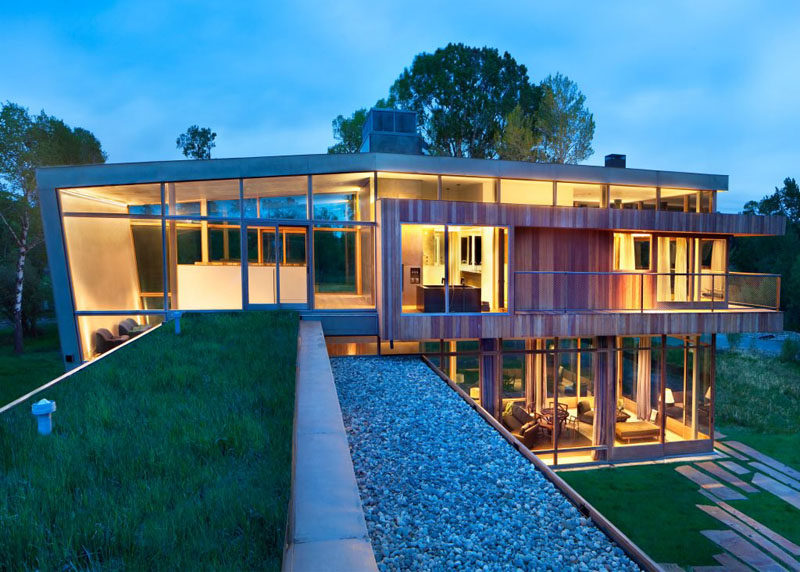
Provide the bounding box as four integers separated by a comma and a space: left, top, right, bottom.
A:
534, 73, 595, 164
732, 178, 800, 327
328, 44, 595, 164
389, 43, 537, 158
496, 104, 539, 162
0, 102, 106, 353
328, 108, 368, 154
176, 125, 216, 159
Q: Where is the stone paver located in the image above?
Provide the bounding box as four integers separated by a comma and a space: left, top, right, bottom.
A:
751, 462, 800, 491
752, 473, 800, 510
676, 465, 747, 501
714, 501, 800, 556
697, 462, 759, 493
715, 442, 749, 461
713, 552, 754, 571
696, 505, 800, 570
727, 442, 800, 481
720, 461, 751, 476
701, 530, 786, 572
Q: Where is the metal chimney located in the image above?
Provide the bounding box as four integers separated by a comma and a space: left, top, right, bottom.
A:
359, 108, 424, 155
605, 154, 626, 168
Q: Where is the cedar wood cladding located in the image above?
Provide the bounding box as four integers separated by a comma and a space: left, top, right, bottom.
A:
379, 199, 784, 341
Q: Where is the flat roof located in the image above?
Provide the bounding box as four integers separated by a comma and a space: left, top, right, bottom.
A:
36, 152, 728, 192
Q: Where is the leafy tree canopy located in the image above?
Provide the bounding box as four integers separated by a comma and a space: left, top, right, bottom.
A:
329, 43, 594, 164
0, 101, 106, 350
176, 125, 216, 159
534, 73, 595, 164
732, 177, 800, 328
496, 104, 539, 162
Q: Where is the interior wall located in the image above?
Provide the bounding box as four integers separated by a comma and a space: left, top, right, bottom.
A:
177, 265, 242, 309
64, 216, 141, 312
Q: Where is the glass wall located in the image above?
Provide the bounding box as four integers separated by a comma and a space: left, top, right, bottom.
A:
401, 223, 508, 313
400, 225, 446, 312
615, 337, 663, 447
609, 185, 657, 210
441, 176, 495, 202
499, 179, 553, 206
661, 188, 714, 213
312, 173, 373, 222
557, 182, 604, 207
58, 173, 381, 360
613, 233, 651, 271
377, 172, 438, 200
313, 225, 374, 309
243, 176, 307, 219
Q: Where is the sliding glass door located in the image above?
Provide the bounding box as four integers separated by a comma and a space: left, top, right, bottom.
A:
246, 224, 308, 307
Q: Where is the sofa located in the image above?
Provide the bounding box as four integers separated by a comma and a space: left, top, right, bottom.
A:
501, 404, 540, 448
577, 400, 630, 425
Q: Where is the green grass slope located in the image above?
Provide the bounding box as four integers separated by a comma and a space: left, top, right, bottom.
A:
0, 311, 298, 570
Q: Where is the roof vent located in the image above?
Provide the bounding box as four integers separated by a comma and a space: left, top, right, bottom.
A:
605, 154, 626, 168
360, 108, 424, 155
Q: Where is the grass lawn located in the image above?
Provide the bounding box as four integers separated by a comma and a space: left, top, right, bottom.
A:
0, 323, 63, 407
0, 311, 298, 570
560, 347, 800, 568
560, 464, 722, 567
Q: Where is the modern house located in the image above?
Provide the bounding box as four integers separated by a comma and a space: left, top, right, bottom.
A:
37, 109, 785, 466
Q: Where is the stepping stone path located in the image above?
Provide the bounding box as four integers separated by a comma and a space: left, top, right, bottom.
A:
719, 461, 750, 475
751, 461, 800, 490
752, 473, 800, 510
696, 504, 800, 570
675, 465, 747, 501
701, 530, 785, 571
671, 434, 800, 571
696, 461, 759, 493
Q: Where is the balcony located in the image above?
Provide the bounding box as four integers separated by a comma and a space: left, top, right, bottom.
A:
513, 271, 780, 313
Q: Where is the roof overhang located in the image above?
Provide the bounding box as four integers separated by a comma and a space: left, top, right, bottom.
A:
36, 152, 728, 192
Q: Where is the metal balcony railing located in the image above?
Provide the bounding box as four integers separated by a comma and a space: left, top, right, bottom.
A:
513, 271, 781, 313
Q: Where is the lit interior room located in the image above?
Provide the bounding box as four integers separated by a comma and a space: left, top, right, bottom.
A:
401, 224, 507, 313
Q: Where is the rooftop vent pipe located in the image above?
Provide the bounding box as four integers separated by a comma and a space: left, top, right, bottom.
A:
605, 154, 626, 168
32, 399, 56, 435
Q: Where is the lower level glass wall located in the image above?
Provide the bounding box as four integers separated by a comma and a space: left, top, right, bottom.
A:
321, 333, 713, 465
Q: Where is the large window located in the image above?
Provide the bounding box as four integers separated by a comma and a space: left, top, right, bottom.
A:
401, 224, 507, 313
557, 182, 604, 207
243, 176, 308, 220
441, 176, 495, 202
313, 225, 374, 309
609, 185, 657, 210
377, 172, 438, 200
499, 179, 553, 206
613, 233, 651, 271
313, 173, 373, 222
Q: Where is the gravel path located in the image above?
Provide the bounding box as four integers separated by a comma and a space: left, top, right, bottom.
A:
332, 356, 640, 571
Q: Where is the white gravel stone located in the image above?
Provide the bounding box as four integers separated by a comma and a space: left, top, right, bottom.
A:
332, 356, 641, 572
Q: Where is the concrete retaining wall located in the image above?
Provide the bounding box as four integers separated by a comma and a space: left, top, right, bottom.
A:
282, 321, 378, 572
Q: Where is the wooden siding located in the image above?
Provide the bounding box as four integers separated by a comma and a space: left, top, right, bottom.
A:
388, 199, 785, 236
390, 310, 783, 340
378, 199, 784, 340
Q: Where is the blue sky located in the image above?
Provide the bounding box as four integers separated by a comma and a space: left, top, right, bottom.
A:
1, 1, 798, 212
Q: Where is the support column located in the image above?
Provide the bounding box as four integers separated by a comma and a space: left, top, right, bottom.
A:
592, 336, 616, 461
480, 338, 501, 419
